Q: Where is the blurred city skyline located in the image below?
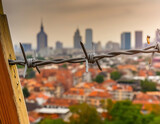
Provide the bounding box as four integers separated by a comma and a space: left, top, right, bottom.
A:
3, 0, 160, 48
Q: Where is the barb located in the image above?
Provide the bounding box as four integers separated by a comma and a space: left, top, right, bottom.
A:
8, 41, 160, 77
80, 41, 102, 71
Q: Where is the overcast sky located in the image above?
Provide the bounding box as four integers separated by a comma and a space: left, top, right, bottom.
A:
2, 0, 160, 49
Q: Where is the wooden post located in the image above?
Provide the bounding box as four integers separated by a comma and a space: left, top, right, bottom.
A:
0, 0, 3, 14
0, 1, 29, 124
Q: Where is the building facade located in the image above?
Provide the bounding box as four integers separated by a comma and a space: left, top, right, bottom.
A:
73, 28, 82, 49
85, 29, 93, 50
37, 22, 48, 52
121, 32, 131, 50
95, 41, 102, 52
106, 41, 120, 51
56, 41, 63, 49
135, 31, 142, 49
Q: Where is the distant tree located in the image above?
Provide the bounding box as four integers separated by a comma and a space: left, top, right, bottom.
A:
132, 70, 136, 75
150, 104, 160, 115
101, 99, 113, 111
69, 103, 103, 124
110, 71, 121, 80
23, 87, 30, 98
26, 68, 35, 79
26, 55, 32, 58
110, 64, 116, 68
156, 71, 160, 76
106, 99, 114, 112
61, 64, 67, 69
38, 118, 65, 124
17, 65, 23, 69
37, 56, 45, 60
141, 79, 157, 92
105, 100, 154, 124
149, 116, 160, 124
95, 75, 104, 83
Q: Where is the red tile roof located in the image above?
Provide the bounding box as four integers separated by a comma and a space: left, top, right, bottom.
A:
102, 79, 117, 86
133, 92, 160, 104
29, 116, 35, 123
44, 98, 78, 107
112, 84, 133, 91
82, 82, 97, 88
36, 69, 73, 90
64, 88, 84, 96
153, 63, 160, 68
44, 82, 54, 88
88, 90, 111, 98
147, 91, 160, 96
138, 69, 155, 77
117, 65, 137, 72
74, 67, 102, 78
27, 93, 49, 101
28, 111, 41, 123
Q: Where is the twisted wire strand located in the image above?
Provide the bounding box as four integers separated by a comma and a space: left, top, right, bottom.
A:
95, 49, 158, 61
8, 43, 160, 67
95, 45, 157, 61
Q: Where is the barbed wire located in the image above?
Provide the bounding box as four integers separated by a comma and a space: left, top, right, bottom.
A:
8, 39, 160, 77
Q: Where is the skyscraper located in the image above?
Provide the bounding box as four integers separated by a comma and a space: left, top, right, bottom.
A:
37, 22, 48, 52
56, 41, 63, 49
135, 31, 142, 49
121, 32, 131, 50
95, 41, 102, 52
74, 28, 82, 49
85, 29, 92, 50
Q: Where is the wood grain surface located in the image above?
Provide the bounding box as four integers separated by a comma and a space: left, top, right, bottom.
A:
0, 1, 29, 124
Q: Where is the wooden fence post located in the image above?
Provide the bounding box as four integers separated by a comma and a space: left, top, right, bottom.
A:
0, 1, 29, 124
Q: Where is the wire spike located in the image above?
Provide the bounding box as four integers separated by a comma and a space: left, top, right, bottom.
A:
80, 41, 102, 71
96, 60, 102, 71
20, 42, 28, 66
80, 41, 89, 72
20, 42, 29, 77
36, 66, 41, 73
80, 41, 89, 60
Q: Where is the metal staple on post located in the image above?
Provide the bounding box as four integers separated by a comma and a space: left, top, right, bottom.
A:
8, 41, 160, 77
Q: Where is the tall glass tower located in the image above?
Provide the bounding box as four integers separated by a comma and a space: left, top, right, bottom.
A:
121, 32, 131, 50
135, 31, 142, 49
85, 29, 92, 50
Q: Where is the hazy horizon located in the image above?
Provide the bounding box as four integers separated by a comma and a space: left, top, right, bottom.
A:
3, 0, 160, 49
